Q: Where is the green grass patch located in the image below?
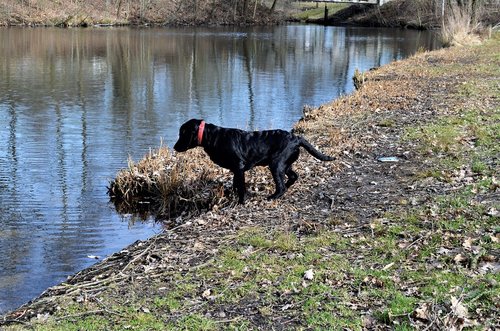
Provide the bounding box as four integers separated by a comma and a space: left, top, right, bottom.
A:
376, 293, 418, 322
35, 316, 110, 331
153, 293, 182, 312
405, 108, 499, 178
169, 314, 216, 330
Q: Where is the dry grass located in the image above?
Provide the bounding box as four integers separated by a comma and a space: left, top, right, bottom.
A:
108, 144, 232, 221
440, 4, 483, 47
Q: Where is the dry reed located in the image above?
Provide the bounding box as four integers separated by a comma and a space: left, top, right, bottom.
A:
108, 144, 232, 221
440, 3, 483, 47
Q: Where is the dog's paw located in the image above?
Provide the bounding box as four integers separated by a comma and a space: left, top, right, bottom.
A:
267, 192, 285, 200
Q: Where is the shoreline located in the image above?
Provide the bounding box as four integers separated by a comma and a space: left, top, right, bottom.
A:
2, 33, 499, 330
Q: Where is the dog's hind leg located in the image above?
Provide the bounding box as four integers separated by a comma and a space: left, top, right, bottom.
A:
285, 150, 300, 188
285, 167, 298, 188
268, 163, 287, 200
232, 170, 246, 204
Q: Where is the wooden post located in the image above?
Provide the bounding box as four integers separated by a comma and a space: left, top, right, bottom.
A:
324, 5, 328, 25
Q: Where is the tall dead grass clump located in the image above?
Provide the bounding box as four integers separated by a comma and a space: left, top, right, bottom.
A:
440, 3, 482, 47
108, 144, 230, 220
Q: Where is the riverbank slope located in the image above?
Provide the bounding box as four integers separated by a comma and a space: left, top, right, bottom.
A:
2, 32, 499, 329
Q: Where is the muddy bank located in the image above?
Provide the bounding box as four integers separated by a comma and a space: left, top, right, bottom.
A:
1, 34, 499, 330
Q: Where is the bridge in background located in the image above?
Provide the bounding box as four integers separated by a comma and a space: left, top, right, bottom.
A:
309, 0, 392, 5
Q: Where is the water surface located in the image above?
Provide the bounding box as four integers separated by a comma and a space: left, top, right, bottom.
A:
0, 25, 438, 313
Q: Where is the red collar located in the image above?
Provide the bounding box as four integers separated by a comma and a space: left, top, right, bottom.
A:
197, 120, 205, 145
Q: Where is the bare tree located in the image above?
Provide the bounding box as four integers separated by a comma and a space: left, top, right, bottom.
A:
270, 0, 278, 12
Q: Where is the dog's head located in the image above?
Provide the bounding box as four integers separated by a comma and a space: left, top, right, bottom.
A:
173, 119, 203, 152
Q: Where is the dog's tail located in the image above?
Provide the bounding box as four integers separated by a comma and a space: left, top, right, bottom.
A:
299, 137, 334, 161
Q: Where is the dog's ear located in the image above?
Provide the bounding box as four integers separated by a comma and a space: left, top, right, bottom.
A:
192, 119, 204, 136
185, 119, 203, 133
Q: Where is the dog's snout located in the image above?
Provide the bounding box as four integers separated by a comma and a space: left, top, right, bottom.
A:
173, 140, 188, 152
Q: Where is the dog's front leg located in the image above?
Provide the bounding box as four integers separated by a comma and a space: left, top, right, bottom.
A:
232, 170, 246, 204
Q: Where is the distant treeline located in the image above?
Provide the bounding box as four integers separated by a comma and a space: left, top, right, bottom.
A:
0, 0, 288, 26
0, 0, 498, 28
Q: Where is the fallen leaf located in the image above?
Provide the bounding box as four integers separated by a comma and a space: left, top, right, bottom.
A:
478, 262, 500, 274
202, 289, 211, 299
362, 276, 384, 288
451, 296, 468, 318
437, 247, 451, 255
193, 241, 205, 250
415, 302, 431, 321
242, 245, 254, 257
462, 237, 474, 249
485, 207, 498, 217
454, 254, 468, 264
480, 254, 496, 262
429, 205, 439, 217
372, 278, 384, 288
362, 315, 376, 328
304, 269, 314, 280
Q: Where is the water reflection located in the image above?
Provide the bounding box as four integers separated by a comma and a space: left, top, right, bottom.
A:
0, 25, 438, 313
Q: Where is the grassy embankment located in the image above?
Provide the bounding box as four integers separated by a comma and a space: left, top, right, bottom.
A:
2, 29, 499, 331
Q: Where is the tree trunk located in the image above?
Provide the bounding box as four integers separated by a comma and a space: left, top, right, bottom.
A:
116, 0, 123, 18
243, 0, 249, 14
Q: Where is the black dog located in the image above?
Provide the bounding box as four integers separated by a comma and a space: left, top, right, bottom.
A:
174, 119, 334, 203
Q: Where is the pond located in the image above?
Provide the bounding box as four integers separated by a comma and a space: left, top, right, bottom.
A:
0, 25, 439, 313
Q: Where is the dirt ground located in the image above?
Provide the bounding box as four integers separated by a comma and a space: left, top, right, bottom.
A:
1, 34, 499, 330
